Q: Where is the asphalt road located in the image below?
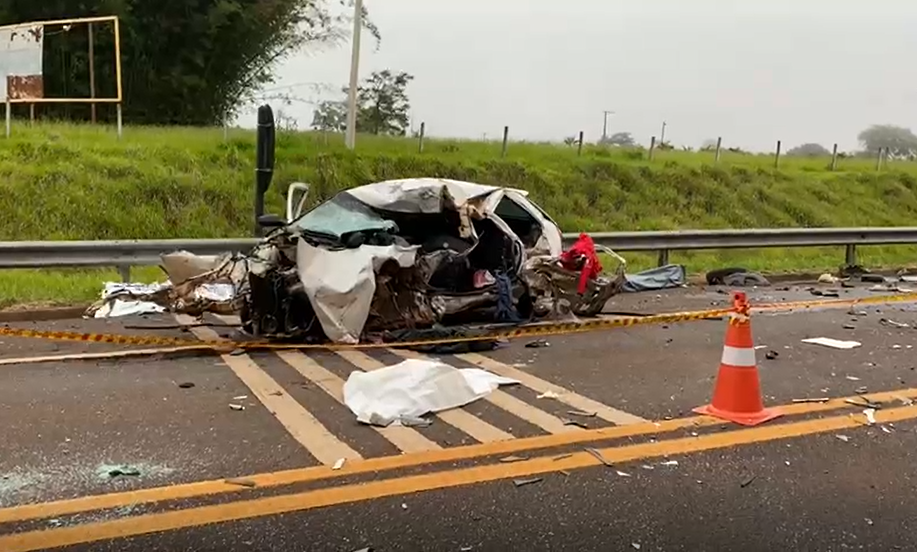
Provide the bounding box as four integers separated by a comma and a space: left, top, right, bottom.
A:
2, 284, 917, 551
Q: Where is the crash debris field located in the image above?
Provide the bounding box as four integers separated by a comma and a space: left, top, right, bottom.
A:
3, 123, 917, 309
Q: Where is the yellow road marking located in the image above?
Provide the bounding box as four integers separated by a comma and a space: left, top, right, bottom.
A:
458, 352, 647, 425
6, 404, 915, 552
335, 350, 515, 443
391, 348, 578, 434
2, 385, 914, 527
177, 315, 361, 465
275, 351, 441, 453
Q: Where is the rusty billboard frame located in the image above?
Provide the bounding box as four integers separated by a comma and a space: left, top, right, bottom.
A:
0, 15, 123, 137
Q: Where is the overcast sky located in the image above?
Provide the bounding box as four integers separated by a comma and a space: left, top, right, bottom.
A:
253, 0, 917, 152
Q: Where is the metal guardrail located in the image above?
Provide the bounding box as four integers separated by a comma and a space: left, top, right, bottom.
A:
1, 227, 916, 277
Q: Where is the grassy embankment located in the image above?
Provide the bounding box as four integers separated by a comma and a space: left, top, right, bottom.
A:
2, 122, 917, 308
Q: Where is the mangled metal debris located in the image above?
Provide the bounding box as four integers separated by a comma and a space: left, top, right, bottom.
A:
86, 178, 630, 346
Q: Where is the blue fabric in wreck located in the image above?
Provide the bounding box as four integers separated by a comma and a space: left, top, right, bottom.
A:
494, 272, 522, 322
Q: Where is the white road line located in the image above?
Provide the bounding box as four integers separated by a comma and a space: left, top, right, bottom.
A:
274, 350, 441, 453
335, 349, 517, 442
390, 348, 578, 435
176, 314, 361, 465
457, 352, 648, 426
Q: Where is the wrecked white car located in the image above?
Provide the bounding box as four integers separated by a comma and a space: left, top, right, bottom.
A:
90, 178, 627, 345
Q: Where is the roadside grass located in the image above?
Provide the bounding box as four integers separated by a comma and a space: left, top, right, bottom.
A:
1, 122, 916, 307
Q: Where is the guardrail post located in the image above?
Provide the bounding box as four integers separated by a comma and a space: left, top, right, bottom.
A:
418, 121, 425, 153
649, 136, 656, 161
830, 143, 838, 171
501, 126, 509, 158
714, 137, 722, 163
845, 244, 857, 267
577, 130, 584, 156
657, 249, 669, 267
118, 265, 131, 282
774, 140, 781, 169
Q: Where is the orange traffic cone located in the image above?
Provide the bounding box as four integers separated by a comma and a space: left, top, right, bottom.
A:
693, 291, 782, 426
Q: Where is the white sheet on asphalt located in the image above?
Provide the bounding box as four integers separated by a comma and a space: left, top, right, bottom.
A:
342, 358, 519, 426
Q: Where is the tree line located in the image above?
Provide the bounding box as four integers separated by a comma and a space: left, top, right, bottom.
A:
586, 125, 917, 158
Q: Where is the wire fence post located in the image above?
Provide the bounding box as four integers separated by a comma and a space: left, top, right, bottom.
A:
116, 103, 123, 140
577, 131, 584, 156
774, 140, 781, 169
501, 126, 509, 158
418, 121, 425, 153
649, 136, 656, 161
876, 148, 883, 171
714, 136, 722, 163
5, 100, 10, 138
831, 143, 838, 171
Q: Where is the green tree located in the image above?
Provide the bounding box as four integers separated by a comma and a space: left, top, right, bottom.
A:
787, 143, 831, 157
351, 69, 414, 135
857, 125, 917, 157
599, 131, 635, 147
0, 1, 379, 125
311, 100, 347, 132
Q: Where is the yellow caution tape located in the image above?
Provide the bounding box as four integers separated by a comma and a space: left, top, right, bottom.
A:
2, 291, 916, 351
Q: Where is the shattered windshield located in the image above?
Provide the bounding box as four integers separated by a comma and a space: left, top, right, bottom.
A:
289, 191, 397, 240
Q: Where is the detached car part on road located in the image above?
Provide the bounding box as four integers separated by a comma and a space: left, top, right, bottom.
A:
89, 178, 628, 344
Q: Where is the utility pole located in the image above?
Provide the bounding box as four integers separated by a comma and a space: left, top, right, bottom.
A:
601, 110, 614, 142
660, 121, 667, 145
344, 0, 363, 150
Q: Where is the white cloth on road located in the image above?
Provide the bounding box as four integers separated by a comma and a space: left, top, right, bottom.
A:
342, 358, 519, 426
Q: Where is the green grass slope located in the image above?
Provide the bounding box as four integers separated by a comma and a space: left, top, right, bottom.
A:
1, 122, 917, 307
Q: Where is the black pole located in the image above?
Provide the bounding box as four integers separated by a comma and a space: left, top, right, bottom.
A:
254, 105, 276, 236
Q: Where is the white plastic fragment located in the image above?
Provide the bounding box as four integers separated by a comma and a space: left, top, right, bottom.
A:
835, 434, 850, 443
863, 408, 877, 425
802, 337, 862, 350
536, 390, 561, 400
332, 458, 346, 470
229, 404, 244, 411
660, 460, 678, 466
616, 470, 631, 477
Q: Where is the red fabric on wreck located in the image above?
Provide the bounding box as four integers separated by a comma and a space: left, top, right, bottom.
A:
559, 233, 603, 294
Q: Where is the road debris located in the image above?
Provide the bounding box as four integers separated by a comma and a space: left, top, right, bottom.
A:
881, 426, 893, 434
845, 375, 861, 381
536, 390, 562, 400
562, 418, 589, 429
558, 470, 571, 477
842, 324, 856, 330
513, 477, 543, 487
765, 350, 779, 360
552, 453, 573, 462
232, 395, 249, 401
332, 458, 346, 471
660, 460, 679, 467
584, 447, 613, 467
228, 404, 245, 411
177, 382, 195, 389
525, 339, 550, 349
792, 397, 830, 403
106, 465, 141, 478
342, 359, 518, 426
835, 434, 850, 443
880, 318, 910, 329
818, 273, 841, 284
224, 478, 257, 488
895, 396, 914, 406
810, 289, 840, 298
845, 397, 883, 409
632, 543, 642, 550
740, 474, 757, 488
567, 409, 597, 418
499, 455, 528, 463
863, 408, 877, 425
801, 337, 862, 350
616, 470, 632, 477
